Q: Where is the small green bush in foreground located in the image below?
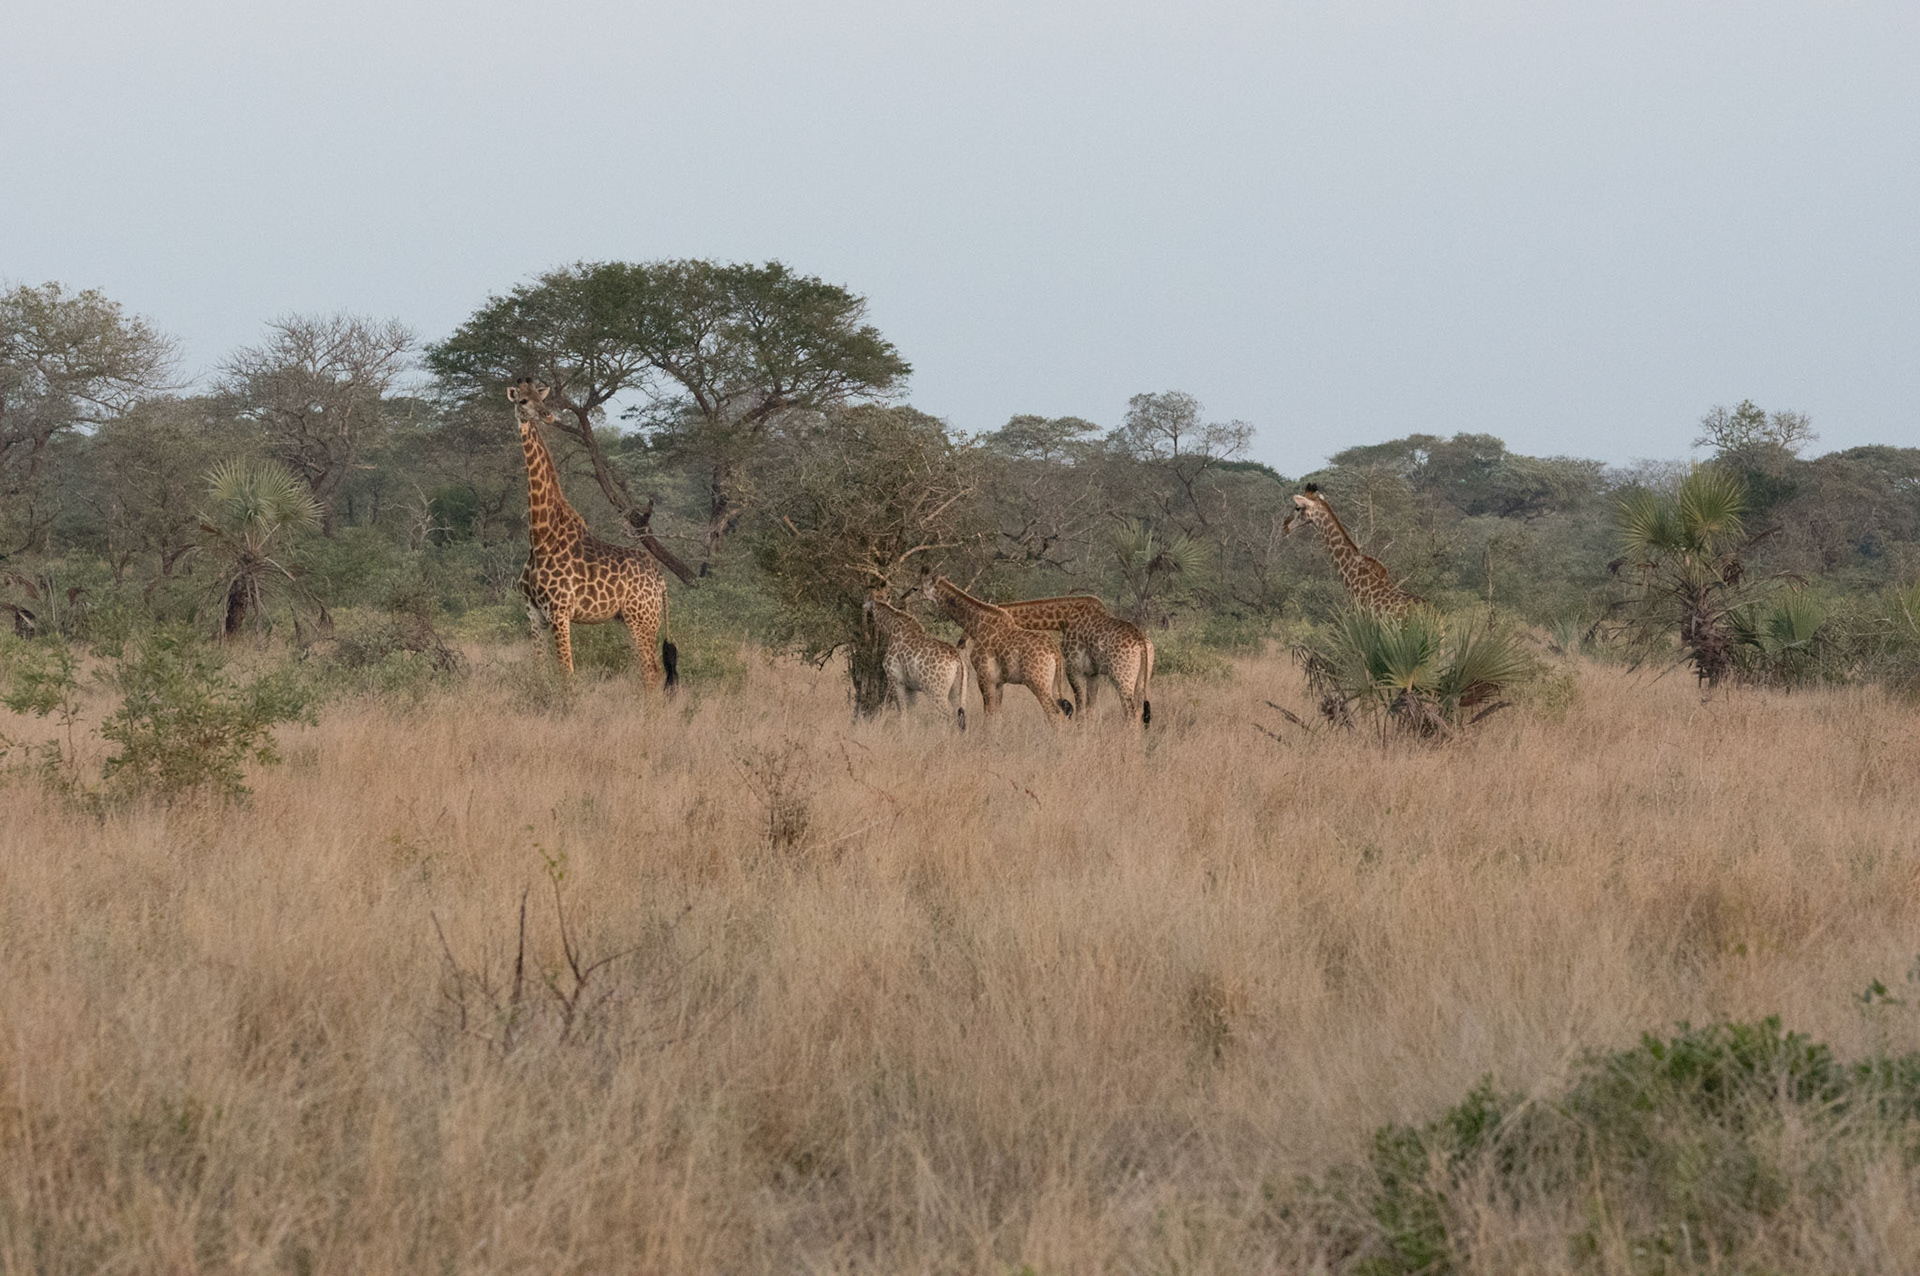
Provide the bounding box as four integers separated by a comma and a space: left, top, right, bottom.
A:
1362, 1017, 1920, 1273
102, 633, 314, 800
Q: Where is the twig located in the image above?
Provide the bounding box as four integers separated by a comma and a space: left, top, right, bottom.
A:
1264, 700, 1314, 731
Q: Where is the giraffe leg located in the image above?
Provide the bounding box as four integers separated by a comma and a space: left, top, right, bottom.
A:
976, 656, 1003, 715
949, 662, 967, 731
621, 609, 664, 692
550, 614, 575, 675
1033, 657, 1073, 721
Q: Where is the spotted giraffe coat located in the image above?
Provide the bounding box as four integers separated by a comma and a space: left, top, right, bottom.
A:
510, 380, 674, 687
1283, 484, 1421, 618
918, 576, 1075, 723
994, 595, 1155, 726
864, 592, 969, 730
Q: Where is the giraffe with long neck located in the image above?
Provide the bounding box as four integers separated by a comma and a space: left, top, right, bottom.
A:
918, 576, 1074, 723
864, 591, 970, 730
1283, 483, 1421, 618
993, 594, 1155, 726
511, 379, 675, 686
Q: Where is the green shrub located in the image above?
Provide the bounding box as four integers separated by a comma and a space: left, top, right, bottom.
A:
1296, 610, 1534, 737
320, 606, 467, 705
100, 632, 315, 800
1150, 629, 1233, 682
1362, 1018, 1920, 1274
0, 633, 87, 790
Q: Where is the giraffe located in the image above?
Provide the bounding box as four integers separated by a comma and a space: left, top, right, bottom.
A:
863, 591, 970, 730
917, 575, 1075, 723
994, 595, 1155, 726
509, 379, 676, 687
1283, 483, 1421, 618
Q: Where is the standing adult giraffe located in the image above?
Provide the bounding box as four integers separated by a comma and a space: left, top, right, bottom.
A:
994, 594, 1155, 726
863, 591, 970, 730
510, 379, 676, 687
1284, 484, 1421, 618
918, 575, 1075, 723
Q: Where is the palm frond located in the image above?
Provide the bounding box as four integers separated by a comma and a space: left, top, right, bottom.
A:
1675, 466, 1747, 552
204, 460, 321, 542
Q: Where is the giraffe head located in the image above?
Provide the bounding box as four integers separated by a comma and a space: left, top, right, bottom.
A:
1283, 483, 1331, 535
506, 378, 559, 439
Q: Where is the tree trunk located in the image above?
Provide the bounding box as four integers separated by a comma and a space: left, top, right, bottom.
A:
847, 626, 889, 718
224, 576, 250, 637
563, 405, 637, 515
704, 461, 737, 564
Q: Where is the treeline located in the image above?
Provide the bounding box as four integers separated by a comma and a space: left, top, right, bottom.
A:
4, 268, 1919, 689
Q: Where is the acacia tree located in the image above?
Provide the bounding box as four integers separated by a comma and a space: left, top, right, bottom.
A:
0, 283, 175, 552
1106, 391, 1252, 539
220, 314, 415, 534
427, 259, 910, 569
753, 405, 986, 714
976, 414, 1109, 573
82, 396, 257, 586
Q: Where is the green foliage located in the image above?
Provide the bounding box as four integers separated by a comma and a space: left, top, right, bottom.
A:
1111, 519, 1206, 623
0, 634, 87, 788
1148, 629, 1232, 682
1362, 1018, 1920, 1274
1611, 467, 1782, 685
198, 459, 327, 640
1731, 590, 1832, 687
100, 632, 314, 800
752, 405, 987, 714
1297, 611, 1534, 737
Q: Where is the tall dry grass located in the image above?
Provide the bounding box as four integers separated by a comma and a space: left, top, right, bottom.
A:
2, 646, 1919, 1272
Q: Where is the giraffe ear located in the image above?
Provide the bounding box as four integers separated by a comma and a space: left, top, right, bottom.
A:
506, 385, 523, 403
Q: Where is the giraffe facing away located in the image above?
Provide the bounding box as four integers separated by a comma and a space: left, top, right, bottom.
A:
510, 379, 676, 687
864, 591, 970, 730
918, 575, 1075, 723
993, 594, 1155, 727
1283, 483, 1421, 618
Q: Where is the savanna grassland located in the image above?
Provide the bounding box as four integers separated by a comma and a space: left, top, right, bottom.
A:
4, 646, 1920, 1274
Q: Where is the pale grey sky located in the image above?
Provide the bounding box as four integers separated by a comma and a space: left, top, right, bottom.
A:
6, 1, 1916, 475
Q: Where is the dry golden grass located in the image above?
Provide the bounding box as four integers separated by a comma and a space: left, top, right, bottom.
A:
3, 645, 1920, 1272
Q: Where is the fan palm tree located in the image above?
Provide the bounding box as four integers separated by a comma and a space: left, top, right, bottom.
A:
1298, 609, 1534, 739
1111, 518, 1205, 623
196, 460, 326, 640
1611, 467, 1791, 685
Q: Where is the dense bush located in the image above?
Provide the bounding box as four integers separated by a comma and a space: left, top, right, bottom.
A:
1360, 1018, 1920, 1273
100, 633, 314, 800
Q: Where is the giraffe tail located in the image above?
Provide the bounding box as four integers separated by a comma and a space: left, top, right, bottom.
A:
662, 639, 679, 691
955, 647, 969, 732
1139, 638, 1154, 727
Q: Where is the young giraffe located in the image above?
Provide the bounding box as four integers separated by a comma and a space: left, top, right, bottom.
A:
863, 591, 970, 730
918, 575, 1075, 723
994, 595, 1155, 727
510, 379, 676, 687
1283, 483, 1421, 618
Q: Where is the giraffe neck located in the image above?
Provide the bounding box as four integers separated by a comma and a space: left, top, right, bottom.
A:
521, 425, 585, 543
1307, 505, 1371, 596
869, 599, 921, 641
932, 579, 1003, 632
